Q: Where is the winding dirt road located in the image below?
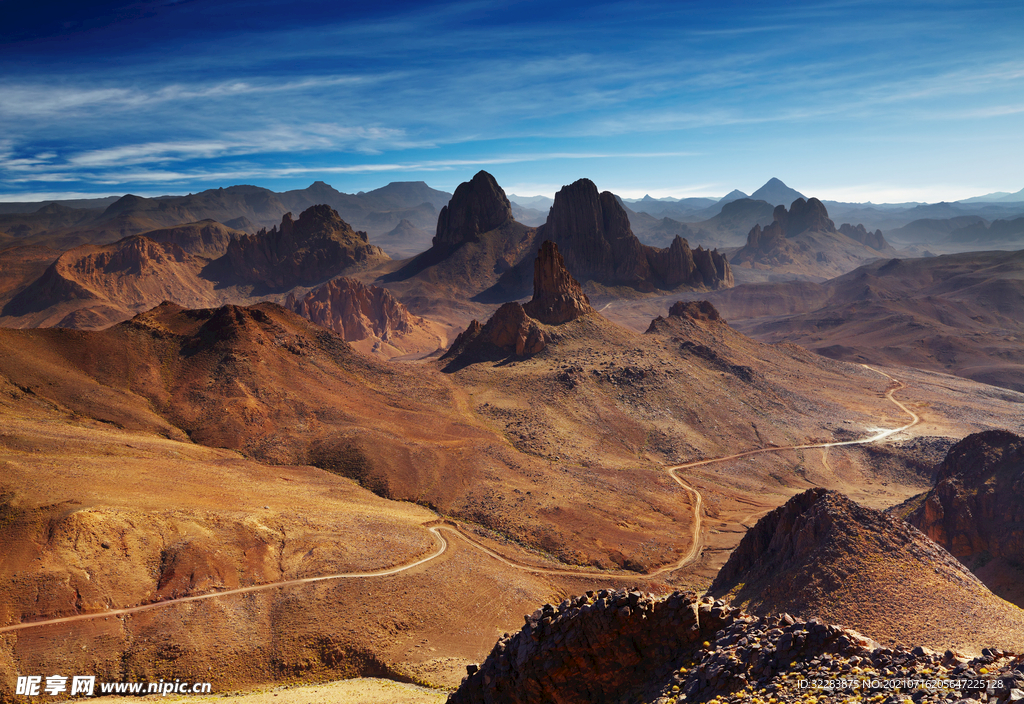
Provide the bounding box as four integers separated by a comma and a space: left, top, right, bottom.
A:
0, 366, 918, 635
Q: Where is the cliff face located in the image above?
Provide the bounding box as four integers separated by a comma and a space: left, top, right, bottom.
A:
221, 204, 388, 291
432, 171, 514, 250
534, 179, 732, 291
904, 430, 1024, 607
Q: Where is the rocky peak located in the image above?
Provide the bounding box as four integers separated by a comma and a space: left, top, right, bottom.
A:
535, 179, 732, 292
523, 241, 594, 324
540, 178, 650, 286
839, 222, 889, 251
773, 197, 836, 236
220, 204, 387, 291
432, 170, 513, 249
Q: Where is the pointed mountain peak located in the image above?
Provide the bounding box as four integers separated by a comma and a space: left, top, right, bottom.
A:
719, 189, 749, 204
750, 178, 807, 207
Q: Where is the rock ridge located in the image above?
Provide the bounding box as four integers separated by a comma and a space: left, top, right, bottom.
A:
448, 588, 1024, 704
221, 204, 388, 291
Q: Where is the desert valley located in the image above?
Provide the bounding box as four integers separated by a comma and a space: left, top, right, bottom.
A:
0, 167, 1022, 704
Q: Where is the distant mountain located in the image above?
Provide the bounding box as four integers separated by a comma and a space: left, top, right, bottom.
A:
718, 189, 749, 204
748, 177, 807, 206
0, 181, 455, 252
958, 186, 1024, 204
508, 194, 554, 210
887, 215, 1024, 248
731, 198, 896, 282
0, 196, 121, 215
509, 202, 548, 227
619, 195, 720, 221
738, 249, 1024, 391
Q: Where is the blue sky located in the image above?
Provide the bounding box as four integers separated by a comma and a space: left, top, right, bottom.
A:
1, 0, 1022, 203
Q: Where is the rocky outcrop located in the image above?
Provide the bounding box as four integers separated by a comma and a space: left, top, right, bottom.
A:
432, 171, 513, 250
442, 242, 593, 365
773, 197, 835, 235
522, 241, 595, 324
734, 220, 796, 266
903, 430, 1024, 607
220, 204, 388, 291
285, 277, 415, 342
839, 222, 889, 251
668, 300, 721, 322
449, 588, 1024, 704
532, 178, 732, 291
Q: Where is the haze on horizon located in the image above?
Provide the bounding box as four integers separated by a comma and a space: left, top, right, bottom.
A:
1, 0, 1022, 204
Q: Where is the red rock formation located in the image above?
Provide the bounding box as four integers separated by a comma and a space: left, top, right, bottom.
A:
442, 241, 595, 363
222, 204, 388, 290
432, 171, 513, 249
523, 241, 594, 324
285, 277, 415, 343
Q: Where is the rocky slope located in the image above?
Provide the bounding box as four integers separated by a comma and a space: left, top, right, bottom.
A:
450, 590, 1024, 704
140, 219, 244, 258
899, 430, 1024, 608
739, 250, 1024, 391
731, 198, 896, 281
1, 235, 217, 329
708, 489, 1024, 653
285, 276, 445, 358
220, 204, 389, 291
496, 178, 732, 296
